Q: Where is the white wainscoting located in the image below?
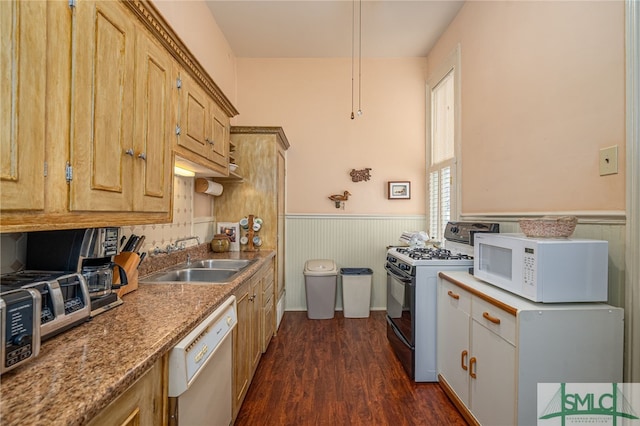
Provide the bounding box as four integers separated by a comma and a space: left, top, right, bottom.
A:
285, 215, 427, 312
285, 214, 627, 313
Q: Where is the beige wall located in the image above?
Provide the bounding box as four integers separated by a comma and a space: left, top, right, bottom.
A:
152, 0, 237, 103
235, 57, 428, 214
427, 0, 625, 215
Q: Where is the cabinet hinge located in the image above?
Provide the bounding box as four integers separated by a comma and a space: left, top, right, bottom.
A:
176, 77, 182, 89
175, 125, 181, 136
65, 162, 73, 183
44, 161, 48, 177
68, 0, 76, 9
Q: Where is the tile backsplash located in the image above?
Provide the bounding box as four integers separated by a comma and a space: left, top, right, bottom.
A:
1, 176, 216, 274
121, 176, 215, 254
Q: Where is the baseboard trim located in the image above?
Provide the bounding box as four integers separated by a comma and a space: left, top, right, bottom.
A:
438, 374, 480, 426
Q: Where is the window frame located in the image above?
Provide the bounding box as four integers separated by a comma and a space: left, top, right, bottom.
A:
426, 44, 462, 241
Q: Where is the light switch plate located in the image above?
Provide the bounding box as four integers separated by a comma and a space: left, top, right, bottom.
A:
599, 145, 618, 176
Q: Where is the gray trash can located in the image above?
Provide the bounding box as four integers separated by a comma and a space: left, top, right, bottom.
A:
303, 259, 337, 319
340, 268, 373, 318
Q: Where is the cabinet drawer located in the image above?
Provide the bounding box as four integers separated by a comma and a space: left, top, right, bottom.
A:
440, 279, 472, 316
471, 296, 516, 345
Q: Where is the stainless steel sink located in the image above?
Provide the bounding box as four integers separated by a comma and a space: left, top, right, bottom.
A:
188, 259, 256, 270
143, 268, 239, 283
141, 258, 258, 284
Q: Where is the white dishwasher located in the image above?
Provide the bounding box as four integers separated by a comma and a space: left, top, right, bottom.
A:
168, 295, 237, 426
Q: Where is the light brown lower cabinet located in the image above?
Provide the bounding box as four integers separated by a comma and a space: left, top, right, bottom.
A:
87, 355, 168, 426
233, 259, 275, 421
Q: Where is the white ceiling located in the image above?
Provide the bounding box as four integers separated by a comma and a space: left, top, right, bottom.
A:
205, 1, 465, 58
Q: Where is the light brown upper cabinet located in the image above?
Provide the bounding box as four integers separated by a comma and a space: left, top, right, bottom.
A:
131, 28, 175, 213
70, 0, 173, 214
0, 1, 47, 212
0, 0, 237, 232
176, 71, 230, 176
70, 0, 137, 212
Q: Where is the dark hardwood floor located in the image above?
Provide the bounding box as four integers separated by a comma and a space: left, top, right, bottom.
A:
234, 311, 468, 425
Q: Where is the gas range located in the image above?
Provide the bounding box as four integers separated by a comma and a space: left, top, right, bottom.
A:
386, 222, 500, 274
384, 221, 499, 382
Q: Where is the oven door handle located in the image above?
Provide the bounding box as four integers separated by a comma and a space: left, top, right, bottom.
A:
385, 265, 413, 284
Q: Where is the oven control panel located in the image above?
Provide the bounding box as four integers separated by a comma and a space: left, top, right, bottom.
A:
444, 222, 500, 245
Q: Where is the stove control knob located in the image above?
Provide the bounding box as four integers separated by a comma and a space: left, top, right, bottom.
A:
450, 226, 459, 234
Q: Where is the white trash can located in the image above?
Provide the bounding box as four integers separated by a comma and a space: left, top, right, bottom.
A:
340, 268, 373, 318
303, 259, 337, 319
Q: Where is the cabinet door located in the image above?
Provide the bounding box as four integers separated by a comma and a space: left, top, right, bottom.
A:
250, 276, 262, 374
276, 148, 286, 300
469, 320, 516, 426
87, 356, 167, 426
437, 281, 471, 405
133, 29, 173, 213
70, 0, 135, 212
233, 283, 251, 417
0, 1, 46, 211
177, 72, 209, 158
261, 265, 275, 352
209, 103, 229, 167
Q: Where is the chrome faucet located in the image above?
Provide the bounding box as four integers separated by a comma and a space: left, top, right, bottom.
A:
150, 236, 200, 257
175, 236, 201, 249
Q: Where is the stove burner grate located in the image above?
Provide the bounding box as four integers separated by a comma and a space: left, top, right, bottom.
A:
395, 247, 473, 261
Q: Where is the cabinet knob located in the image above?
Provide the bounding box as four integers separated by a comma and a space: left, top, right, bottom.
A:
124, 148, 134, 156
137, 152, 147, 161
461, 350, 468, 371
447, 290, 460, 300
206, 138, 214, 145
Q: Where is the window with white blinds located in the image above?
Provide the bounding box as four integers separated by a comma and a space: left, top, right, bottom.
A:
427, 46, 460, 242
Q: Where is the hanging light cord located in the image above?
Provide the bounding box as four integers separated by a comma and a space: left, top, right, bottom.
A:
351, 0, 355, 120
357, 0, 362, 116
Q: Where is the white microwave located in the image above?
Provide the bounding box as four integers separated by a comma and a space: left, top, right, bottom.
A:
473, 233, 608, 303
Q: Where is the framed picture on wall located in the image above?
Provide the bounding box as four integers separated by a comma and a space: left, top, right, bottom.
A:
218, 222, 240, 251
388, 181, 411, 199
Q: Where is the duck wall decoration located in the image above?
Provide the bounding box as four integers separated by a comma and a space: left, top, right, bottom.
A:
328, 191, 351, 209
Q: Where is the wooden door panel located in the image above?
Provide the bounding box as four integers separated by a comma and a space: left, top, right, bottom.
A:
133, 30, 172, 213
210, 105, 229, 165
277, 149, 286, 299
0, 1, 46, 211
233, 286, 251, 417
178, 74, 209, 157
71, 0, 134, 211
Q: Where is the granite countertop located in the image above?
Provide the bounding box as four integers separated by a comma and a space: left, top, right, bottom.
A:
0, 248, 275, 426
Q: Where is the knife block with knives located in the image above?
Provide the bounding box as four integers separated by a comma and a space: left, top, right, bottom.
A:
114, 234, 145, 297
113, 252, 139, 297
